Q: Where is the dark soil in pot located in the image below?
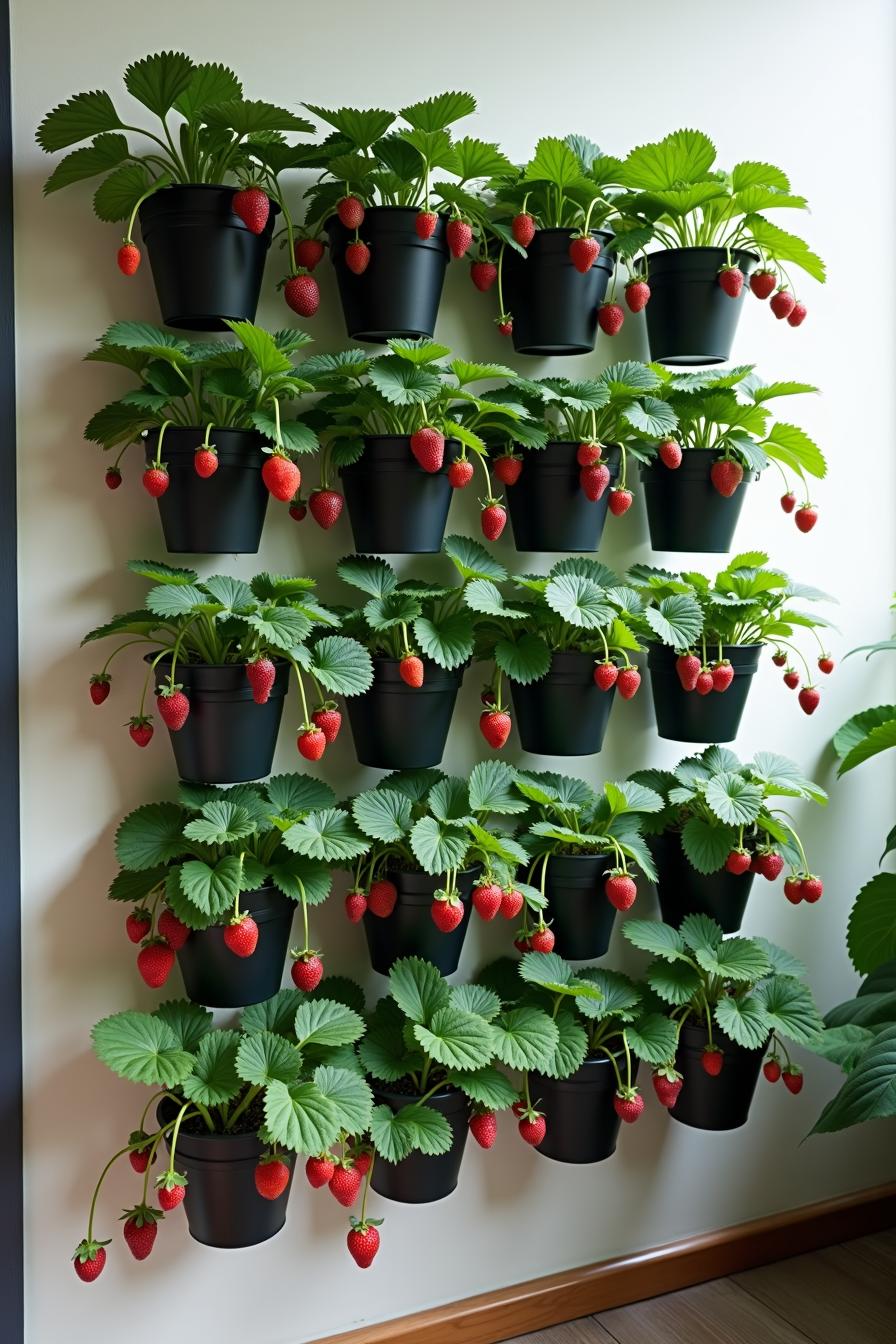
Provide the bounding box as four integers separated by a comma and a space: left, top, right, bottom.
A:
506, 443, 621, 552
326, 206, 449, 342
640, 451, 757, 553
176, 886, 295, 1008
158, 1099, 294, 1248
542, 853, 616, 960
362, 867, 478, 976
345, 657, 465, 769
145, 427, 270, 554
510, 651, 616, 755
369, 1083, 469, 1203
139, 184, 278, 331
149, 655, 289, 783
650, 833, 754, 934
669, 1021, 766, 1131
644, 247, 759, 365
340, 436, 461, 553
646, 642, 762, 743
502, 228, 615, 355
531, 1054, 641, 1164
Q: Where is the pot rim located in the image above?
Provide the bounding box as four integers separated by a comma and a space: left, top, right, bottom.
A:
645, 245, 760, 262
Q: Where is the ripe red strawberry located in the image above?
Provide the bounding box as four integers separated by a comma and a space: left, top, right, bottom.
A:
305, 1154, 335, 1188
142, 465, 169, 498
783, 669, 800, 689
289, 498, 307, 522
351, 1151, 372, 1178
710, 458, 744, 497
410, 425, 445, 473
446, 217, 473, 258
262, 453, 300, 501
90, 674, 111, 705
312, 706, 342, 744
470, 260, 498, 291
798, 686, 821, 716
294, 237, 325, 270
156, 1178, 186, 1211
368, 878, 398, 918
224, 914, 259, 958
580, 463, 610, 501
802, 875, 823, 903
232, 186, 270, 234
246, 657, 277, 705
624, 279, 651, 312
308, 488, 344, 529
345, 240, 371, 275
292, 953, 324, 991
480, 709, 511, 749
764, 1057, 782, 1083
472, 881, 503, 921
337, 195, 365, 230
598, 302, 625, 336
126, 909, 151, 944
513, 936, 531, 954
617, 667, 641, 699
530, 926, 555, 953
608, 487, 633, 516
658, 439, 682, 469
594, 661, 618, 691
297, 727, 327, 760
718, 265, 744, 297
755, 851, 784, 881
613, 1090, 645, 1124
329, 1163, 362, 1208
780, 491, 797, 513
511, 212, 536, 247
676, 653, 701, 691
254, 1158, 291, 1201
156, 688, 190, 731
347, 1222, 381, 1268
399, 654, 424, 688
158, 908, 190, 950
193, 446, 218, 478
795, 505, 818, 533
772, 651, 788, 666
431, 895, 464, 932
500, 887, 524, 919
652, 1072, 683, 1108
518, 1113, 546, 1146
496, 316, 513, 336
695, 670, 714, 696
117, 242, 141, 275
481, 502, 507, 541
787, 302, 807, 327
511, 1100, 527, 1118
122, 1207, 160, 1260
770, 289, 796, 320
283, 272, 320, 317
711, 660, 734, 693
782, 1067, 804, 1094
568, 235, 600, 272
137, 940, 174, 988
577, 441, 602, 467
105, 466, 122, 489
605, 872, 637, 911
701, 1046, 724, 1076
494, 454, 523, 485
784, 876, 804, 904
73, 1242, 107, 1282
415, 210, 438, 239
725, 849, 752, 876
447, 458, 474, 489
345, 889, 368, 923
750, 269, 776, 300
128, 1130, 154, 1172
818, 655, 835, 675
481, 687, 496, 706
469, 1111, 498, 1148
128, 715, 154, 747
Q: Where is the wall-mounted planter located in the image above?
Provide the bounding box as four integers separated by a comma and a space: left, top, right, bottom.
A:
510, 652, 616, 756
139, 185, 278, 331
502, 228, 614, 355
146, 427, 270, 554
150, 656, 289, 783
369, 1084, 469, 1203
668, 1021, 766, 1131
325, 207, 449, 343
362, 868, 478, 976
506, 443, 621, 552
644, 247, 758, 365
650, 833, 754, 934
340, 436, 460, 554
176, 886, 294, 1008
345, 657, 464, 770
640, 451, 757, 553
531, 1054, 640, 1164
646, 642, 762, 743
159, 1100, 294, 1248
541, 853, 615, 961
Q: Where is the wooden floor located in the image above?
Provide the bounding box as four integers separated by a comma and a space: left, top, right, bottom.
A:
503, 1229, 896, 1344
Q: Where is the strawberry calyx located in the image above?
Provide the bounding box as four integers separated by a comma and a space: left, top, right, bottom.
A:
119, 1202, 163, 1227
73, 1237, 111, 1263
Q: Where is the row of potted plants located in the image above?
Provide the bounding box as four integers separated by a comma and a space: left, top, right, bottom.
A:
41, 54, 824, 362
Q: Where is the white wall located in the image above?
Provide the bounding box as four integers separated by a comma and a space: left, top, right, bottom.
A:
12, 1, 896, 1341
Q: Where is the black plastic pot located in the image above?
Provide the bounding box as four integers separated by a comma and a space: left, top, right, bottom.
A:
640, 451, 757, 553
506, 443, 621, 553
362, 868, 478, 976
176, 886, 294, 1008
346, 658, 464, 769
149, 656, 289, 783
650, 833, 754, 934
644, 247, 759, 365
669, 1022, 766, 1131
510, 651, 616, 756
326, 207, 449, 342
340, 436, 460, 554
369, 1084, 469, 1203
543, 854, 616, 960
145, 427, 270, 554
646, 643, 762, 743
158, 1101, 294, 1248
139, 185, 278, 331
531, 1055, 640, 1164
502, 228, 615, 355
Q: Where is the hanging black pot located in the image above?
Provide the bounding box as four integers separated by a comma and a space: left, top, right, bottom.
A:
541, 854, 616, 960
176, 886, 295, 1008
669, 1021, 766, 1131
138, 185, 278, 331
644, 247, 759, 365
144, 427, 270, 554
502, 228, 615, 355
506, 443, 621, 552
362, 868, 478, 976
640, 451, 757, 553
158, 1101, 293, 1248
345, 657, 465, 769
531, 1055, 640, 1164
149, 656, 289, 784
650, 833, 754, 934
340, 436, 461, 554
369, 1084, 469, 1203
510, 651, 616, 756
325, 207, 450, 342
646, 642, 762, 744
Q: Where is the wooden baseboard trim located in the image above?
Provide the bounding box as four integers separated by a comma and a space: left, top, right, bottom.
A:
313, 1182, 896, 1344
